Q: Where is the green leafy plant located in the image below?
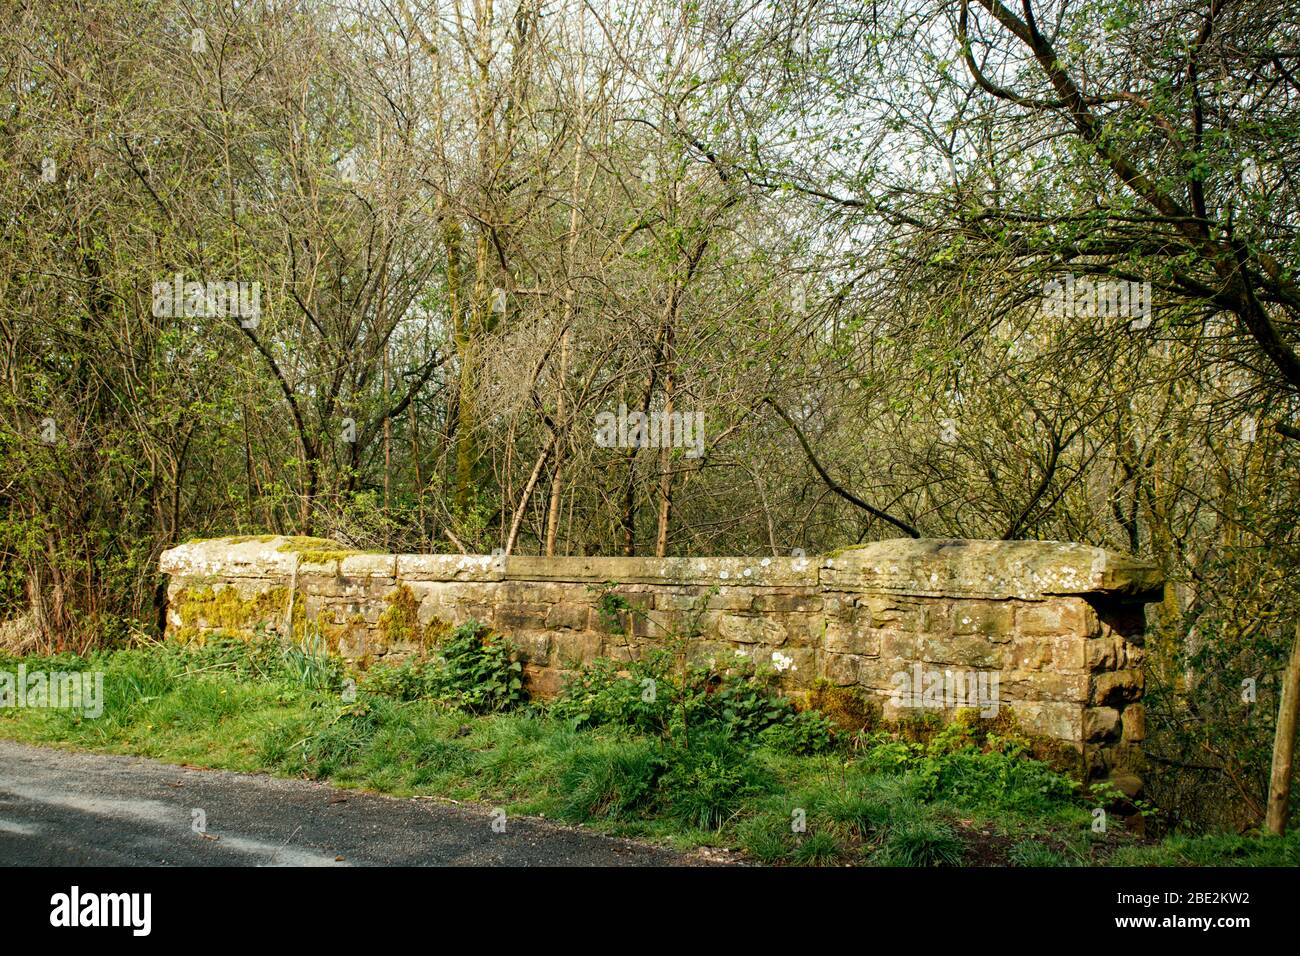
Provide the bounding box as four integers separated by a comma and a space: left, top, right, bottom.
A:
551, 652, 834, 755
434, 619, 526, 714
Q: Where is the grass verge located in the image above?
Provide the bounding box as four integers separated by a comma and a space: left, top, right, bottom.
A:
1, 636, 1296, 866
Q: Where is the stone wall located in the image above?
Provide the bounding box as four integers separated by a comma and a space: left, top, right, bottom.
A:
159, 536, 1162, 786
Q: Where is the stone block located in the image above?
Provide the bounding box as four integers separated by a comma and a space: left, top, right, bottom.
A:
951, 601, 1015, 639
1121, 704, 1145, 742
1084, 706, 1121, 742
551, 631, 604, 665
717, 613, 787, 646
513, 630, 551, 665
821, 653, 865, 686
1084, 636, 1123, 671
522, 664, 565, 698
545, 602, 590, 631
1092, 669, 1144, 706
823, 617, 883, 656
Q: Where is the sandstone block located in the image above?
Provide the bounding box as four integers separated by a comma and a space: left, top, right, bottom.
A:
545, 603, 590, 631
1084, 706, 1121, 742
1092, 670, 1144, 706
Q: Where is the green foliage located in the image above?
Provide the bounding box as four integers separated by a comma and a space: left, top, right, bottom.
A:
361, 658, 444, 702
658, 731, 771, 830
549, 656, 668, 733
1106, 830, 1300, 868
855, 715, 1080, 814
550, 652, 834, 755
911, 750, 1080, 813
790, 830, 846, 866
587, 582, 634, 635
1009, 841, 1072, 867
4, 639, 1295, 868
874, 818, 964, 867
558, 737, 665, 821
433, 620, 526, 714
363, 620, 525, 714
278, 625, 346, 693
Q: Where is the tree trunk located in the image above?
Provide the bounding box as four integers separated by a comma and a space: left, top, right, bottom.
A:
1265, 621, 1300, 835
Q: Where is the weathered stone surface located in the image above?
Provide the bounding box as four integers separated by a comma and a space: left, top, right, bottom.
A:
1121, 704, 1146, 743
161, 536, 300, 577
717, 613, 787, 646
1007, 634, 1085, 672
551, 631, 604, 665
1092, 669, 1145, 705
512, 630, 551, 665
916, 633, 1004, 668
1084, 706, 1121, 742
160, 535, 1163, 783
823, 617, 883, 656
522, 664, 565, 697
1085, 636, 1124, 670
1008, 700, 1084, 742
951, 602, 1015, 637
822, 538, 1162, 600
545, 603, 590, 631
398, 553, 505, 581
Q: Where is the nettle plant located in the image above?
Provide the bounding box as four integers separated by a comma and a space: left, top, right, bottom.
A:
555, 584, 833, 755
362, 619, 525, 714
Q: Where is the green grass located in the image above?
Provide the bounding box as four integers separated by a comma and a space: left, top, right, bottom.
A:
1, 643, 1297, 866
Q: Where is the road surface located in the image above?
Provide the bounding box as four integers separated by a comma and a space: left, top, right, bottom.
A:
0, 739, 712, 866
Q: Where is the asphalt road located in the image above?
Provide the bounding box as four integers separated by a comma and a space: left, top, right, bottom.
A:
0, 740, 709, 866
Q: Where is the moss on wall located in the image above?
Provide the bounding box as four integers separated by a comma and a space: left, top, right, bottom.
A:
174, 585, 289, 639
377, 583, 421, 648
375, 584, 453, 652
275, 536, 362, 565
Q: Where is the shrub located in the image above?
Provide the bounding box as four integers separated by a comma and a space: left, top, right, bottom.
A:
551, 653, 835, 754
550, 655, 673, 733
911, 750, 1079, 813
435, 620, 526, 713
756, 709, 837, 756
362, 658, 444, 702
